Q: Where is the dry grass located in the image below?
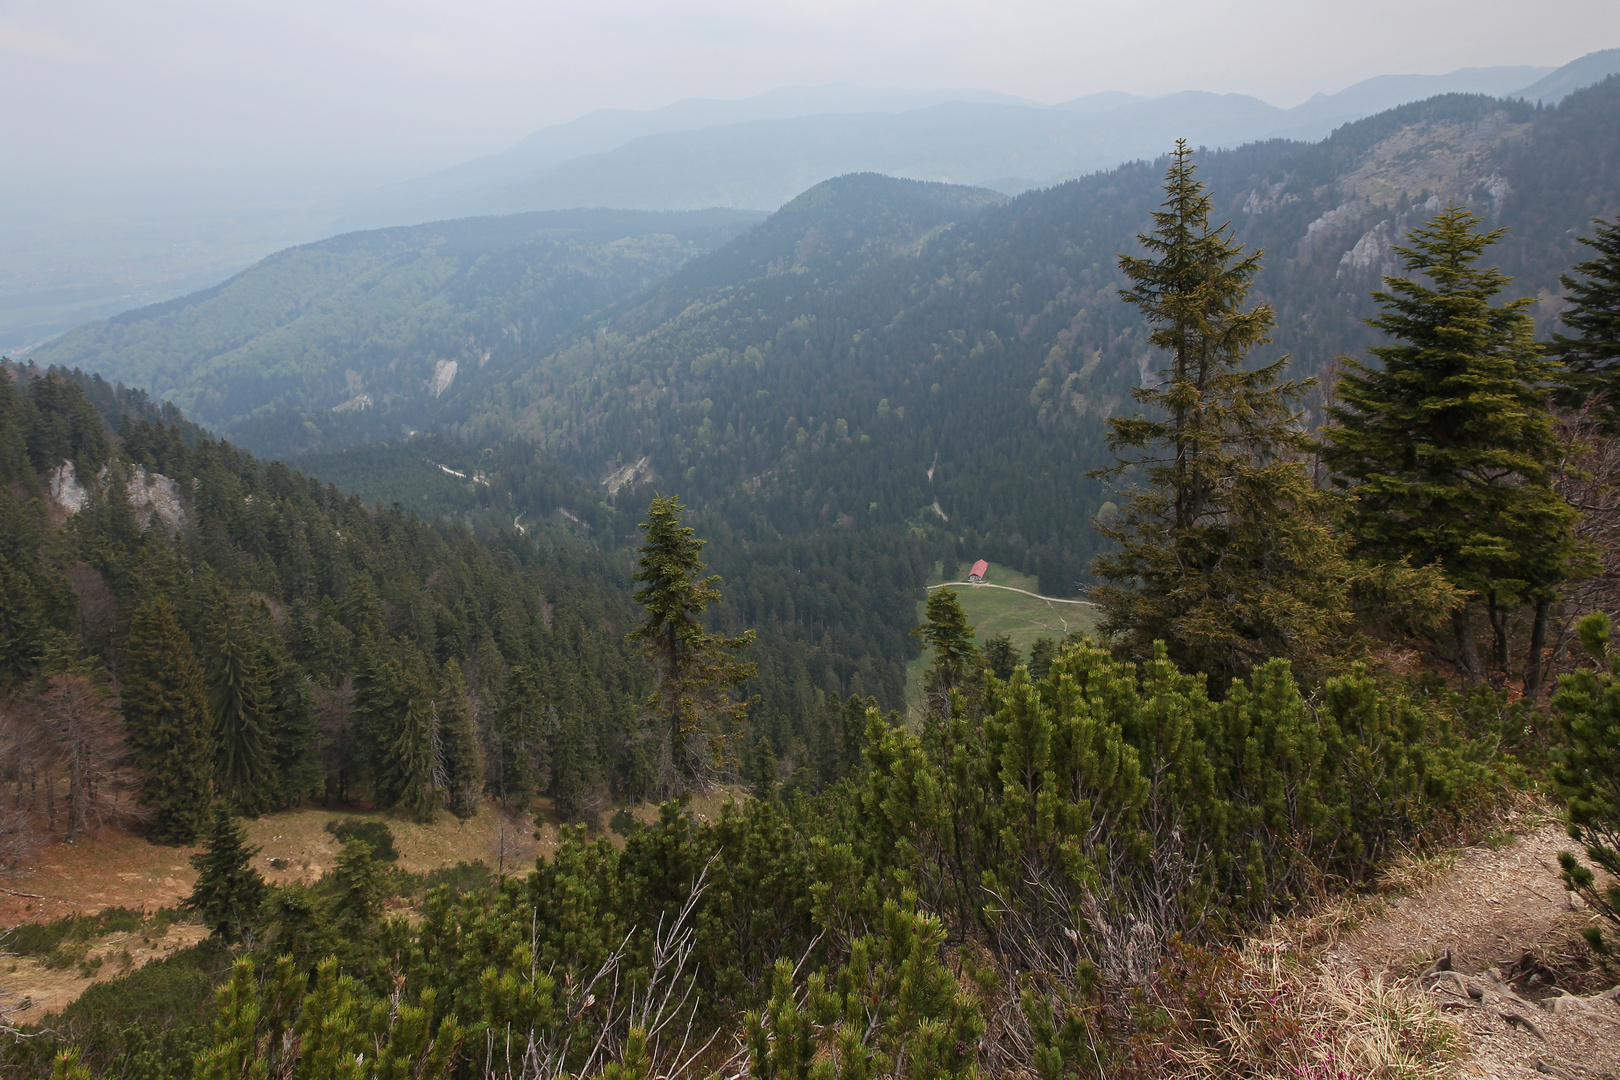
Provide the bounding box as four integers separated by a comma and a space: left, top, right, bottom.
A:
1159, 943, 1458, 1080
243, 802, 546, 884
2, 920, 208, 1017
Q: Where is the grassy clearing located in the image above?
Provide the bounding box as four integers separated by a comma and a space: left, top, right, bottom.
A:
905, 561, 1098, 707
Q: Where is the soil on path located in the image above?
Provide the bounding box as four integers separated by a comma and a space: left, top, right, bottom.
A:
1323, 818, 1620, 1079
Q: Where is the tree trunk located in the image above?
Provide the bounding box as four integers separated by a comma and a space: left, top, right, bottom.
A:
67, 737, 83, 842
1487, 592, 1511, 675
1453, 606, 1482, 679
1524, 596, 1553, 701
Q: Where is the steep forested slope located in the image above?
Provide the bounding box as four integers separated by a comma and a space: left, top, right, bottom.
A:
21, 79, 1620, 736
457, 79, 1620, 595
27, 209, 762, 455
0, 362, 650, 828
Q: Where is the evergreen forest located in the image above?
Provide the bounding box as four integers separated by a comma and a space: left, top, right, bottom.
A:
2, 76, 1620, 1080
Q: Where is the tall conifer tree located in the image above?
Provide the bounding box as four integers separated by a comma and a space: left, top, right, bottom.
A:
490, 665, 544, 811
353, 640, 438, 819
912, 589, 979, 695
435, 660, 482, 820
384, 644, 439, 821
628, 494, 755, 796
1326, 206, 1586, 688
208, 596, 276, 815
121, 595, 213, 843
265, 640, 324, 807
1549, 216, 1620, 427
1093, 142, 1363, 685
0, 554, 44, 687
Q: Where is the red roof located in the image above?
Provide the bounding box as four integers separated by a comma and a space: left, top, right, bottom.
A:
969, 559, 989, 579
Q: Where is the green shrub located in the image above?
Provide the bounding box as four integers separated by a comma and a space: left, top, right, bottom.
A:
1552, 611, 1620, 959
4, 907, 152, 965
324, 817, 399, 862
393, 860, 492, 898
0, 941, 230, 1080
609, 808, 638, 836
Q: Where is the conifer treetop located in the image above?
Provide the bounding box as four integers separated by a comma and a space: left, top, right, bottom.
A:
1549, 215, 1620, 426
1105, 139, 1309, 532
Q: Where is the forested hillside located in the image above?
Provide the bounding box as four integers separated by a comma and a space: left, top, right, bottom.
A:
0, 361, 656, 836
451, 79, 1620, 587
26, 210, 763, 456
26, 78, 1620, 742
8, 72, 1620, 1075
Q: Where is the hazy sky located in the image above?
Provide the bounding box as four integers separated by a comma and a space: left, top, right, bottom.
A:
3, 0, 1618, 198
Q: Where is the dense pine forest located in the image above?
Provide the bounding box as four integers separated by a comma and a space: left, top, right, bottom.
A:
4, 77, 1620, 1078
33, 78, 1620, 764
0, 361, 657, 833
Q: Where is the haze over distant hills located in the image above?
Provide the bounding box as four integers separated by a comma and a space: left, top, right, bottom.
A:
22, 71, 1620, 726
7, 49, 1619, 356
335, 54, 1620, 228
356, 49, 1610, 226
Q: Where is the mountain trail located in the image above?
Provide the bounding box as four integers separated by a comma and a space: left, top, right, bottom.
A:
1318, 819, 1620, 1078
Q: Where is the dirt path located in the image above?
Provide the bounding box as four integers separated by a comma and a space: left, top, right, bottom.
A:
927, 581, 1097, 605
1323, 820, 1620, 1079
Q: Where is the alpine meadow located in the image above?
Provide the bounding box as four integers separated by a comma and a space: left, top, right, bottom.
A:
8, 31, 1620, 1080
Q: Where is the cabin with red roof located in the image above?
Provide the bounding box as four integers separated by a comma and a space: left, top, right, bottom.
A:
968, 559, 989, 583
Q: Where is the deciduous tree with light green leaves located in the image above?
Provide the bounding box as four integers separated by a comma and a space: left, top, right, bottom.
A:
628, 493, 756, 797
1325, 205, 1588, 692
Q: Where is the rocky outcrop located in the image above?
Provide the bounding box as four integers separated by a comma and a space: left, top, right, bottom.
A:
126, 466, 185, 532
48, 462, 89, 515
45, 461, 186, 533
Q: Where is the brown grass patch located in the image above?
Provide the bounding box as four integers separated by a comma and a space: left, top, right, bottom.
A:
3, 920, 209, 1018
1154, 943, 1458, 1080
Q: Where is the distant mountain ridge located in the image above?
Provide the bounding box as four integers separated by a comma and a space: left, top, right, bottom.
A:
24, 208, 763, 438
26, 75, 1620, 721
11, 51, 1615, 355
1514, 48, 1620, 103
336, 54, 1620, 229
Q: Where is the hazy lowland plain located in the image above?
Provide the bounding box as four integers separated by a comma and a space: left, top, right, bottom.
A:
4, 47, 1620, 1079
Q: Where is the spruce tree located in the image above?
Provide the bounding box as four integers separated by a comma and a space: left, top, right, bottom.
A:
208, 596, 276, 815
0, 368, 35, 489
354, 640, 438, 819
982, 633, 1018, 681
1326, 205, 1586, 689
266, 642, 324, 807
435, 660, 482, 820
1548, 216, 1620, 427
627, 494, 756, 796
184, 806, 268, 942
121, 595, 214, 844
328, 838, 386, 939
549, 710, 587, 822
384, 645, 439, 822
0, 553, 44, 687
490, 664, 544, 811
1093, 141, 1362, 685
912, 588, 979, 694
